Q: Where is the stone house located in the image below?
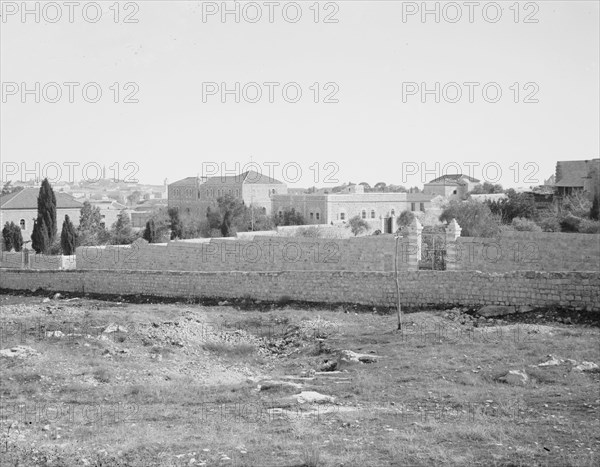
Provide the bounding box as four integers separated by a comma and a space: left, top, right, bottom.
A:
423, 174, 480, 199
0, 188, 82, 247
554, 159, 600, 199
168, 171, 287, 217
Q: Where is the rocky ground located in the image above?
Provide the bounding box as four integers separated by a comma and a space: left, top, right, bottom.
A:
1, 292, 599, 466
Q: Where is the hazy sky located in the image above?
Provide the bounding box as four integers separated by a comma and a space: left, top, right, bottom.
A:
1, 1, 599, 189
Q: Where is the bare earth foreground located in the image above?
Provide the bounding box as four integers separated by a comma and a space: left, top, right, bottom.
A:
1, 292, 599, 467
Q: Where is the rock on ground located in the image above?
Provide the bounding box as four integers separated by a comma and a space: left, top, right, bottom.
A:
499, 369, 529, 385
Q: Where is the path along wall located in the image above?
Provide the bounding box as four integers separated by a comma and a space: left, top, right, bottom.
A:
1, 269, 598, 312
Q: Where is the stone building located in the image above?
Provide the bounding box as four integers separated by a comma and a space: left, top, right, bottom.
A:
423, 174, 480, 199
272, 184, 434, 232
0, 188, 82, 247
168, 171, 287, 216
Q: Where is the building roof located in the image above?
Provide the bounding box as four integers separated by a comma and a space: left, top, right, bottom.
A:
204, 170, 285, 186
0, 188, 83, 210
555, 159, 600, 188
426, 174, 480, 185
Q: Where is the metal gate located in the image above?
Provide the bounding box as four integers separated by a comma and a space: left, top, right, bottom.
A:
419, 229, 447, 270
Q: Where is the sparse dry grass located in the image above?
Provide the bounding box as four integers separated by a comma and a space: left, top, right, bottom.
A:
0, 295, 598, 466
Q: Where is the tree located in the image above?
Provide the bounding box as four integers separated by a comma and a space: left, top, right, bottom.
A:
32, 179, 57, 252
220, 210, 233, 237
143, 219, 157, 242
2, 222, 14, 251
373, 182, 387, 192
470, 182, 504, 194
276, 208, 305, 226
77, 201, 108, 246
1, 181, 24, 195
440, 200, 501, 237
396, 210, 415, 229
127, 191, 142, 206
11, 223, 23, 251
590, 194, 599, 221
487, 189, 537, 224
31, 217, 50, 254
168, 208, 183, 239
60, 215, 77, 255
110, 210, 135, 245
347, 215, 369, 236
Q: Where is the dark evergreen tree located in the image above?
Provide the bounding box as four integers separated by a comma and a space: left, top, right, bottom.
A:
10, 222, 23, 252
37, 178, 57, 244
31, 217, 50, 253
143, 219, 157, 243
2, 222, 12, 251
168, 208, 183, 239
60, 215, 77, 255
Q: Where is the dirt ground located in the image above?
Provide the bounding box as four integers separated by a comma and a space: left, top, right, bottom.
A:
1, 291, 599, 466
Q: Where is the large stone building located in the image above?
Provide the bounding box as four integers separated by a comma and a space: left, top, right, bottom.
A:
554, 159, 600, 199
423, 174, 480, 199
272, 184, 434, 232
0, 188, 82, 247
168, 171, 287, 216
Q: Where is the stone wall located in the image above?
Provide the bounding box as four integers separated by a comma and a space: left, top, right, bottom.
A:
447, 231, 600, 272
0, 251, 76, 270
1, 269, 597, 312
75, 236, 414, 272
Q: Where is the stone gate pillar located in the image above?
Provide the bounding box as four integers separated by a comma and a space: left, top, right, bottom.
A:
445, 218, 462, 271
407, 217, 422, 271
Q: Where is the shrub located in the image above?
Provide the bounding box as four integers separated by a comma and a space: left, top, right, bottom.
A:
538, 216, 561, 232
559, 214, 583, 233
347, 215, 369, 236
511, 217, 542, 232
440, 200, 501, 237
578, 219, 600, 234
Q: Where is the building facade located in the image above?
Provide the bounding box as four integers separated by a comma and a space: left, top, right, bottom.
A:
423, 174, 480, 199
0, 188, 82, 247
168, 171, 287, 216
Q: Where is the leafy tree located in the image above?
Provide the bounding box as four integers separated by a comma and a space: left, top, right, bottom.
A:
373, 182, 387, 192
470, 182, 504, 194
590, 194, 599, 221
60, 215, 77, 255
31, 217, 50, 253
127, 191, 142, 206
276, 208, 305, 226
77, 201, 109, 246
110, 210, 135, 245
396, 210, 415, 229
1, 181, 24, 195
2, 222, 15, 251
440, 200, 501, 237
347, 215, 369, 236
487, 189, 537, 223
220, 210, 233, 237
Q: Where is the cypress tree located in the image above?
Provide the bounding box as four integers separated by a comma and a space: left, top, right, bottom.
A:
143, 219, 156, 243
11, 222, 23, 252
60, 215, 77, 255
2, 222, 12, 251
37, 178, 57, 244
591, 194, 599, 221
31, 217, 50, 254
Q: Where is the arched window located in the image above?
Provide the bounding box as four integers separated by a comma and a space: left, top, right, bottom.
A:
370, 210, 376, 219
391, 209, 396, 217
20, 219, 25, 230
340, 212, 346, 221
361, 210, 367, 219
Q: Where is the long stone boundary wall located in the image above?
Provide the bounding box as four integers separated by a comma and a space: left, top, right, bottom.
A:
1, 269, 598, 312
447, 231, 600, 272
0, 252, 76, 270
75, 236, 412, 272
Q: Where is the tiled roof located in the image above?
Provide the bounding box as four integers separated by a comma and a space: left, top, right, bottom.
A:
0, 188, 83, 210
426, 174, 480, 185
555, 159, 600, 188
204, 170, 285, 186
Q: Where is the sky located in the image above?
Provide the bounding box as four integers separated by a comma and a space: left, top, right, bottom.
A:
1, 1, 599, 190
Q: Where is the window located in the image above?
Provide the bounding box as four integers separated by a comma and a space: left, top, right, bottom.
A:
262, 207, 266, 214
19, 219, 25, 230
310, 212, 314, 220
340, 212, 346, 221
411, 203, 416, 211
278, 211, 283, 218
361, 210, 367, 219
453, 190, 457, 195
371, 210, 376, 219
316, 212, 320, 220
420, 203, 425, 212
391, 209, 395, 217
272, 189, 276, 194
